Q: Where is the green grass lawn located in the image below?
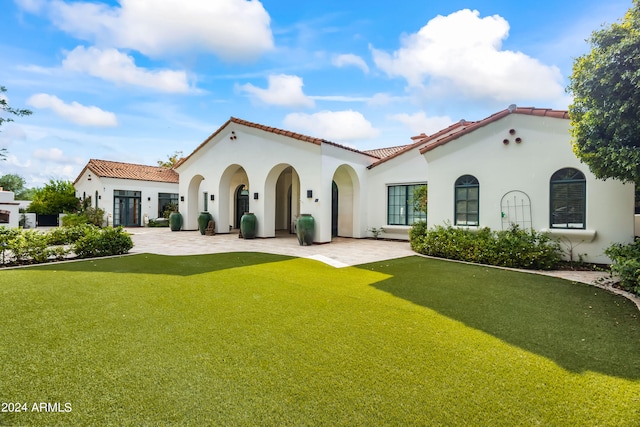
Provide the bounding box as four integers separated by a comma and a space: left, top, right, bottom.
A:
1, 253, 639, 426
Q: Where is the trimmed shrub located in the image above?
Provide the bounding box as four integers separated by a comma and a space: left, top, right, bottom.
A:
47, 224, 96, 245
4, 229, 51, 264
410, 223, 562, 270
0, 225, 133, 266
61, 207, 105, 227
73, 226, 133, 258
605, 240, 640, 295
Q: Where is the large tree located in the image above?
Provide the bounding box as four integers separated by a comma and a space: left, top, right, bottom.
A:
567, 0, 640, 185
0, 173, 35, 199
0, 86, 32, 161
27, 179, 79, 215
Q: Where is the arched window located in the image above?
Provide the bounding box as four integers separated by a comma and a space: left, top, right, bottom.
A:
455, 175, 479, 226
550, 168, 586, 229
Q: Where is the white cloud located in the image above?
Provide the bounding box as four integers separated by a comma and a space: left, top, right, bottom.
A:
239, 74, 315, 108
388, 112, 454, 135
367, 93, 408, 106
36, 0, 273, 61
32, 147, 66, 163
27, 93, 118, 127
0, 124, 28, 148
62, 46, 192, 93
283, 110, 379, 142
310, 95, 371, 102
332, 54, 369, 73
15, 0, 45, 13
371, 9, 565, 102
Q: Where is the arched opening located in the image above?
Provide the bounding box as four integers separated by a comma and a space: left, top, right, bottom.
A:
331, 165, 360, 238
332, 181, 338, 237
265, 164, 300, 238
185, 174, 205, 230
219, 165, 249, 233
234, 184, 250, 228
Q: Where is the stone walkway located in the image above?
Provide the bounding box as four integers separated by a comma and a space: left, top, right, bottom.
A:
128, 227, 415, 268
127, 227, 640, 310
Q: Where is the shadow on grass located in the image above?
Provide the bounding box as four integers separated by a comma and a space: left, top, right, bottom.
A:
361, 256, 640, 380
30, 252, 294, 276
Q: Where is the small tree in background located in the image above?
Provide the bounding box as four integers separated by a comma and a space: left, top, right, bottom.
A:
157, 151, 183, 168
0, 173, 36, 199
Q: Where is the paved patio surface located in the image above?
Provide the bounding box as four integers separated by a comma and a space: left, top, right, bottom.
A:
127, 227, 415, 268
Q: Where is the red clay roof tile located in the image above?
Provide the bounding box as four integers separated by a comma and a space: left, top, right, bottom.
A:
75, 159, 179, 184
418, 106, 569, 155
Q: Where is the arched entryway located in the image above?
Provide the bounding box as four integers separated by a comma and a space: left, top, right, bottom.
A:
234, 184, 250, 228
184, 174, 205, 230
331, 165, 360, 238
265, 164, 300, 237
218, 165, 250, 233
332, 181, 338, 237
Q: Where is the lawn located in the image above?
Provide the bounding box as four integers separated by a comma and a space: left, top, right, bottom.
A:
1, 253, 639, 426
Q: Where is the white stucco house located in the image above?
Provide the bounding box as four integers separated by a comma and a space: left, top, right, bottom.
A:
74, 159, 179, 227
0, 188, 20, 228
172, 107, 635, 264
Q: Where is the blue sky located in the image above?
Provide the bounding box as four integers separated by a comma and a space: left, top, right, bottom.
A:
0, 0, 633, 188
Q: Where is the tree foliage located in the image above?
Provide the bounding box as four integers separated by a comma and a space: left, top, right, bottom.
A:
0, 86, 32, 161
27, 179, 79, 215
0, 173, 26, 193
412, 184, 428, 216
567, 1, 640, 184
157, 150, 183, 168
0, 173, 35, 199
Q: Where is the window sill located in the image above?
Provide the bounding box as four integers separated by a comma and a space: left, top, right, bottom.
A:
540, 228, 597, 242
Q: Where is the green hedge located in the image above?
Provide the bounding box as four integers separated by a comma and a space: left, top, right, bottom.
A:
74, 226, 133, 258
605, 239, 640, 295
410, 223, 562, 270
0, 225, 133, 266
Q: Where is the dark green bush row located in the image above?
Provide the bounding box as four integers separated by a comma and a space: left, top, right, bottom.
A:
605, 239, 640, 295
0, 225, 133, 265
74, 226, 133, 258
410, 222, 563, 270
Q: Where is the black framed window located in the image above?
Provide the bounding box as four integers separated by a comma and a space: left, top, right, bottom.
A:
158, 192, 179, 218
550, 168, 586, 229
387, 184, 427, 225
455, 175, 479, 226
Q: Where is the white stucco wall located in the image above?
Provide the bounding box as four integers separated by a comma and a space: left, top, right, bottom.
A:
75, 171, 178, 226
423, 113, 634, 264
366, 147, 429, 240
0, 190, 20, 228
177, 123, 375, 242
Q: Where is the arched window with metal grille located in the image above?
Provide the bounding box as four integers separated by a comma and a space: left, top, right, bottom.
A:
550, 168, 586, 229
454, 175, 479, 226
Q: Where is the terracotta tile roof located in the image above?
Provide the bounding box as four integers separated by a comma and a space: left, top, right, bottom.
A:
364, 145, 412, 158
419, 106, 569, 155
74, 159, 179, 185
368, 120, 472, 169
178, 117, 379, 167
230, 117, 327, 145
